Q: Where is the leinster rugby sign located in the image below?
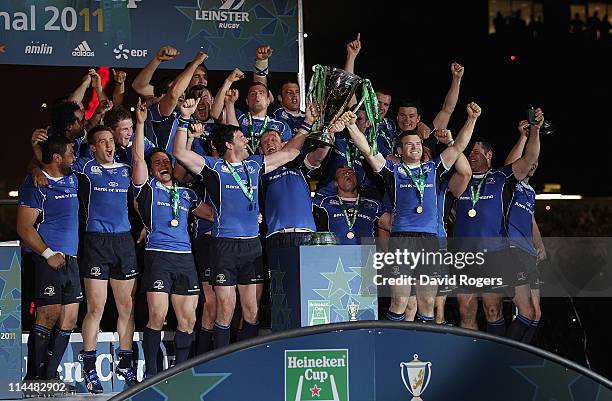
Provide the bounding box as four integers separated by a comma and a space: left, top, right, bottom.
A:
0, 0, 298, 71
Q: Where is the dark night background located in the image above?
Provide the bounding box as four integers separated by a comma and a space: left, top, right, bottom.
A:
1, 0, 611, 380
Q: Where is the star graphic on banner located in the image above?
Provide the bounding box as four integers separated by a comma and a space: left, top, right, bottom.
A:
1, 254, 22, 300
270, 269, 286, 292
0, 295, 21, 326
281, 306, 292, 328
512, 362, 581, 401
176, 5, 216, 41
204, 30, 252, 62
151, 370, 230, 401
310, 384, 321, 397
321, 259, 357, 300
596, 385, 612, 400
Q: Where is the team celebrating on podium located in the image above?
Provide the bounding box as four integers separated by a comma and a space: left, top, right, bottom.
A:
16, 33, 546, 392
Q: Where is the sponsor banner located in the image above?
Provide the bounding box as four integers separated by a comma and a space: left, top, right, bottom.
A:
0, 0, 298, 71
123, 326, 612, 401
20, 332, 176, 394
0, 243, 22, 400
270, 245, 378, 331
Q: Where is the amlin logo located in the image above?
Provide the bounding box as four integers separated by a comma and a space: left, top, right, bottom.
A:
73, 41, 94, 57
285, 349, 349, 401
25, 42, 53, 55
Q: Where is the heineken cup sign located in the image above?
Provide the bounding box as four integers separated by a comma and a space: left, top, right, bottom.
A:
285, 349, 349, 401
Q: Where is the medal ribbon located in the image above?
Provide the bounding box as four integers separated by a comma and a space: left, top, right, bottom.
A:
338, 195, 360, 231
159, 183, 181, 220
401, 162, 425, 205
224, 160, 254, 202
247, 113, 269, 151
344, 142, 360, 169
469, 176, 486, 209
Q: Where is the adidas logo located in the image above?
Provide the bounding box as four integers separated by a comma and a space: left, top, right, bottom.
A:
72, 41, 94, 57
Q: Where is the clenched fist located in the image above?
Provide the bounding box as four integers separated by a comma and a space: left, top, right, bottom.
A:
157, 46, 179, 62
467, 102, 482, 118
255, 46, 273, 61
451, 62, 464, 78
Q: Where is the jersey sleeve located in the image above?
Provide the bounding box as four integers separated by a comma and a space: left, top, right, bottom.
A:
18, 177, 43, 210
72, 157, 90, 173
498, 164, 514, 179
377, 158, 396, 183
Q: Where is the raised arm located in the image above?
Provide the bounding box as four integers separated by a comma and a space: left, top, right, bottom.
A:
342, 112, 386, 172
223, 89, 240, 126
505, 120, 529, 165
440, 102, 481, 168
89, 68, 108, 102
86, 99, 113, 131
68, 72, 92, 106
132, 46, 180, 98
253, 46, 272, 87
211, 68, 244, 121
132, 100, 150, 186
158, 51, 208, 117
449, 154, 472, 197
172, 98, 206, 175
111, 69, 127, 106
264, 103, 316, 172
344, 33, 361, 74
432, 62, 464, 130
512, 108, 543, 181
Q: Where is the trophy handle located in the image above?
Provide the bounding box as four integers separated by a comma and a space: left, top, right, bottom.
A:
353, 93, 366, 113
399, 362, 415, 396
421, 362, 432, 393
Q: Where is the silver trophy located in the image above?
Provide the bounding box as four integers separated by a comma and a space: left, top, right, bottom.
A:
400, 354, 432, 401
307, 65, 371, 147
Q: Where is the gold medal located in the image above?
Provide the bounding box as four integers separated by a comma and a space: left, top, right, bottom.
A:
468, 209, 477, 218
416, 205, 423, 214
346, 231, 355, 239
170, 219, 179, 227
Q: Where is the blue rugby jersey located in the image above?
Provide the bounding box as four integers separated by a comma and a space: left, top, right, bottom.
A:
198, 155, 265, 238
134, 177, 200, 252
73, 158, 132, 233
269, 103, 305, 136
437, 175, 452, 250
235, 108, 292, 145
146, 103, 179, 152
374, 118, 399, 158
18, 173, 79, 256
316, 135, 367, 195
191, 122, 218, 157
506, 181, 537, 256
261, 154, 316, 237
312, 194, 383, 245
190, 180, 214, 238
378, 156, 448, 234
453, 165, 517, 251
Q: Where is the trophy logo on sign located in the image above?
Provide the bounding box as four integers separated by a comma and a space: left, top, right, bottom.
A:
347, 302, 359, 322
400, 354, 432, 401
307, 65, 381, 150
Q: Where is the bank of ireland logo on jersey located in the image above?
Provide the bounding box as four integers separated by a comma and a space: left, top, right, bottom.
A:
400, 354, 432, 401
285, 349, 349, 401
307, 300, 330, 326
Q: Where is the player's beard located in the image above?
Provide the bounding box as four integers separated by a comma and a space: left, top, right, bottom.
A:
60, 162, 72, 176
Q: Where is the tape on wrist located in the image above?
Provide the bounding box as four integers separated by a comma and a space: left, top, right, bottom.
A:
254, 59, 269, 76
41, 248, 54, 260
